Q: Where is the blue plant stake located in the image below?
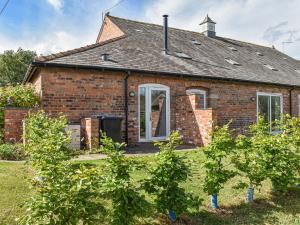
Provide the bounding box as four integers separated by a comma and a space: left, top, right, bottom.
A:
168, 209, 176, 222
211, 194, 219, 209
246, 187, 254, 203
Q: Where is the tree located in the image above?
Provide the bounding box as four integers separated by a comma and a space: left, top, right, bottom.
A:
0, 48, 36, 86
203, 123, 236, 209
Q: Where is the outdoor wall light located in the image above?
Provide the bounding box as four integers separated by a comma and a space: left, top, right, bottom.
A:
129, 91, 135, 97
250, 97, 256, 102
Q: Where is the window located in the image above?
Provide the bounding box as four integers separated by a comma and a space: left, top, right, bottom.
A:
257, 92, 282, 131
225, 58, 241, 66
186, 89, 207, 109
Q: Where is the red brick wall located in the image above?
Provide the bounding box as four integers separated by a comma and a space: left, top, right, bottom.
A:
81, 117, 100, 150
176, 95, 217, 145
4, 107, 31, 143
29, 67, 300, 146
96, 16, 125, 43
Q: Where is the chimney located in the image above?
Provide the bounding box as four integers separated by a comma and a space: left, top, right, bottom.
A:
163, 15, 168, 54
200, 14, 216, 38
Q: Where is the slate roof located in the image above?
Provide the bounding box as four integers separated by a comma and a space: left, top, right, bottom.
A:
29, 15, 300, 87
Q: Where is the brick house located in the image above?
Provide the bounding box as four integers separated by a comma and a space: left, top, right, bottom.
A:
8, 14, 300, 148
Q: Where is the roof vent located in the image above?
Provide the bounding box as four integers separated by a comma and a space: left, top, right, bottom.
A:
101, 53, 109, 61
174, 52, 192, 59
228, 46, 238, 51
192, 39, 201, 45
225, 58, 240, 66
264, 64, 278, 71
200, 14, 216, 38
256, 52, 263, 56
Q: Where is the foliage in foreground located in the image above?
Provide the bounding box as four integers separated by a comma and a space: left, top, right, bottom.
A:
203, 124, 236, 196
0, 143, 26, 160
143, 131, 201, 218
20, 111, 104, 225
100, 134, 148, 225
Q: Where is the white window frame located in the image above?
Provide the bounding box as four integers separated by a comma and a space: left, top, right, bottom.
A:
138, 84, 170, 142
186, 89, 207, 109
256, 92, 283, 131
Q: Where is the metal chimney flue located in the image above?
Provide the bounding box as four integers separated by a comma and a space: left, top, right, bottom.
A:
163, 15, 168, 54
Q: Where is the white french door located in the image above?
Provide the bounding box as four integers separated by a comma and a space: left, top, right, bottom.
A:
139, 84, 170, 141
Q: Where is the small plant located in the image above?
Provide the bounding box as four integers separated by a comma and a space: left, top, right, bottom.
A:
101, 134, 147, 225
232, 119, 270, 202
19, 111, 105, 225
203, 123, 236, 209
143, 131, 201, 221
268, 116, 300, 192
0, 143, 26, 160
24, 110, 71, 168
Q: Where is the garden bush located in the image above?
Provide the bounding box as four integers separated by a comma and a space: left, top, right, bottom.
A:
0, 143, 26, 160
23, 110, 71, 167
100, 134, 148, 225
19, 111, 105, 225
203, 123, 236, 208
143, 131, 201, 220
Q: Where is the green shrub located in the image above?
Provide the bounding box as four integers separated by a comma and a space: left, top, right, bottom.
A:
0, 84, 39, 142
143, 131, 201, 218
0, 143, 26, 160
232, 119, 270, 191
100, 134, 147, 225
23, 110, 71, 168
19, 111, 105, 225
203, 123, 236, 196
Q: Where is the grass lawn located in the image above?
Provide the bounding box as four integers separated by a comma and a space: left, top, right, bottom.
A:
1, 150, 300, 225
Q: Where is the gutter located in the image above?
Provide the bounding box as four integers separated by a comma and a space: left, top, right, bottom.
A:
124, 71, 130, 144
24, 61, 300, 89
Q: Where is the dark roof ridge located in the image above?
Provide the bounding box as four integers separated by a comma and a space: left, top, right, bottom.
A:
35, 35, 126, 62
108, 14, 277, 51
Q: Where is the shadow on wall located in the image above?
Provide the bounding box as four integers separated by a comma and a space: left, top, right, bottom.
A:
175, 94, 217, 146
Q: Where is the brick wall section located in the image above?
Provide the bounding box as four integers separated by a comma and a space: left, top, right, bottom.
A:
176, 95, 216, 145
81, 117, 100, 150
96, 16, 124, 43
29, 67, 300, 147
4, 107, 31, 143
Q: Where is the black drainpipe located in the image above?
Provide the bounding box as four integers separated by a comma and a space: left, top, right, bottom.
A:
289, 87, 295, 116
124, 71, 130, 144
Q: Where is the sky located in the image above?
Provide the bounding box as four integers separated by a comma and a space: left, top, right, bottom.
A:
0, 0, 300, 59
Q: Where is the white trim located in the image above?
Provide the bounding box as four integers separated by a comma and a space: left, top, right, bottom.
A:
256, 92, 283, 131
138, 84, 170, 142
186, 89, 207, 109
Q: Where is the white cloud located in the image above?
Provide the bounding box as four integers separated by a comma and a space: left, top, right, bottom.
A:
144, 0, 300, 59
0, 30, 95, 55
46, 0, 63, 11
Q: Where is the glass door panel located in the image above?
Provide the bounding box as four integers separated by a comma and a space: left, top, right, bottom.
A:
151, 89, 167, 138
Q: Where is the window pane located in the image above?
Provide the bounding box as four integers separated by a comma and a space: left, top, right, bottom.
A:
139, 87, 146, 139
198, 94, 205, 109
271, 96, 281, 130
258, 95, 270, 122
151, 90, 167, 137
